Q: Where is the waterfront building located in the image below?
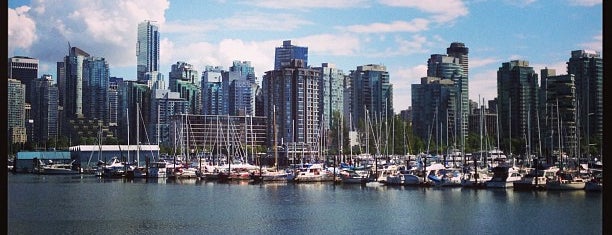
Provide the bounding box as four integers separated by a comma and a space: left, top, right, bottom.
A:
31, 75, 59, 143
108, 81, 119, 128
124, 81, 151, 145
149, 89, 187, 146
168, 114, 267, 156
315, 63, 345, 130
262, 59, 320, 153
82, 57, 109, 123
497, 60, 539, 156
62, 46, 90, 122
137, 20, 160, 82
201, 66, 226, 115
56, 61, 66, 107
274, 40, 308, 70
411, 77, 455, 147
427, 53, 466, 147
349, 64, 393, 129
8, 78, 26, 144
343, 74, 353, 123
110, 77, 127, 139
567, 50, 602, 155
169, 61, 201, 115
8, 56, 38, 104
544, 74, 577, 160
229, 61, 257, 116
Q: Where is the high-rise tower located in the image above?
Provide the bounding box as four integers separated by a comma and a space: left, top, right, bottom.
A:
137, 20, 160, 82
497, 60, 539, 156
567, 50, 602, 156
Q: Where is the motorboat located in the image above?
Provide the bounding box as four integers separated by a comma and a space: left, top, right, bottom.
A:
546, 170, 586, 190
35, 159, 80, 175
293, 164, 334, 183
485, 165, 522, 188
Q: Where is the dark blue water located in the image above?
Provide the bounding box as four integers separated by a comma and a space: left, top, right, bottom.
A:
8, 174, 601, 234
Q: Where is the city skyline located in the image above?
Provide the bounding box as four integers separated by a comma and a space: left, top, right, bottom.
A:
8, 0, 602, 112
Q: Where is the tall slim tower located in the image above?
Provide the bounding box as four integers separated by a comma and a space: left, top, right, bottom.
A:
8, 79, 26, 144
446, 42, 470, 144
497, 60, 539, 155
567, 50, 602, 156
350, 64, 393, 128
64, 46, 90, 120
137, 20, 160, 82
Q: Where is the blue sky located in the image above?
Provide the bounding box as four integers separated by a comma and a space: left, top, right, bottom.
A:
8, 0, 602, 112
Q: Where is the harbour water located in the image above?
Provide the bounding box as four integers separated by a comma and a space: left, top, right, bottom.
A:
8, 174, 602, 234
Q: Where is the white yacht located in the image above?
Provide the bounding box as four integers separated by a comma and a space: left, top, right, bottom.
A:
485, 165, 522, 188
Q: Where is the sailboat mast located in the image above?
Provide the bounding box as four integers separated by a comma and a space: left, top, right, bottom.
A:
273, 105, 278, 171
137, 102, 140, 167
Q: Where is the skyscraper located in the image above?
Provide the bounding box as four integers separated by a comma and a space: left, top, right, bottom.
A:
446, 42, 469, 142
544, 74, 577, 160
31, 75, 59, 143
169, 61, 201, 115
411, 77, 455, 145
8, 79, 26, 144
149, 89, 187, 146
137, 20, 160, 82
315, 63, 345, 130
83, 57, 109, 123
350, 64, 393, 129
497, 60, 539, 155
567, 50, 602, 156
201, 66, 226, 115
63, 47, 90, 120
262, 59, 320, 150
8, 56, 38, 104
426, 53, 465, 149
274, 40, 308, 70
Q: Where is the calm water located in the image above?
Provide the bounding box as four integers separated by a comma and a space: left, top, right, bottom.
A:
8, 174, 602, 235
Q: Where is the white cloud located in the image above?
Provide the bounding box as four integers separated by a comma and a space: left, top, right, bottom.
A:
566, 0, 601, 6
503, 0, 537, 7
165, 38, 278, 80
578, 32, 602, 53
243, 0, 369, 9
8, 6, 37, 53
293, 34, 361, 56
470, 57, 499, 69
8, 0, 170, 70
390, 64, 428, 111
344, 19, 430, 33
469, 69, 498, 102
530, 61, 568, 76
163, 12, 313, 34
378, 0, 468, 23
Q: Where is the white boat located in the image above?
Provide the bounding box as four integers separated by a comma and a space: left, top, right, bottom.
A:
402, 168, 428, 186
35, 159, 80, 175
294, 164, 334, 183
546, 170, 586, 190
434, 168, 463, 187
261, 169, 293, 182
513, 167, 557, 190
100, 157, 126, 178
485, 165, 522, 188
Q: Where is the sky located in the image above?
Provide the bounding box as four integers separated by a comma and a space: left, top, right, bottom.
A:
8, 0, 602, 112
